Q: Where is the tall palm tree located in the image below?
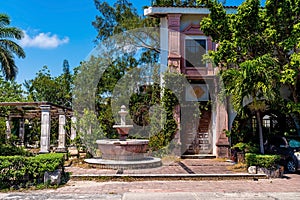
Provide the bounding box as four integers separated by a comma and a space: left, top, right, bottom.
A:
0, 13, 25, 80
221, 54, 279, 154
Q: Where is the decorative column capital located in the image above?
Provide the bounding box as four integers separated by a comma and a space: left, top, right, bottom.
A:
58, 108, 65, 114
167, 14, 182, 31
40, 105, 51, 112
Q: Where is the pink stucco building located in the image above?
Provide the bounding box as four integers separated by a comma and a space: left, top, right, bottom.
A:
144, 6, 237, 158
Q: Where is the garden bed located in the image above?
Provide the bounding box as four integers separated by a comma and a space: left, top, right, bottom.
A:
0, 153, 65, 189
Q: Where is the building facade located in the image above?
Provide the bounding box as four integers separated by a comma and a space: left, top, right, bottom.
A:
144, 6, 237, 157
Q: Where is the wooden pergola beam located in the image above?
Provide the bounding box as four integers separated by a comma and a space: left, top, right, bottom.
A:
0, 101, 73, 117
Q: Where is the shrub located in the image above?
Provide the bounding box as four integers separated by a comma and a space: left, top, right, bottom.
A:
0, 153, 65, 189
232, 142, 259, 153
245, 153, 280, 169
0, 144, 32, 156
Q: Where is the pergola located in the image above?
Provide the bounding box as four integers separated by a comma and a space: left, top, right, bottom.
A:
0, 102, 76, 153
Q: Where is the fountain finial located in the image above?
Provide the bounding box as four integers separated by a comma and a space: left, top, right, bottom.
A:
119, 105, 128, 126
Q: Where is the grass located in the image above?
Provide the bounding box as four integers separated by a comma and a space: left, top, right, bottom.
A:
161, 155, 181, 165
213, 157, 228, 162
226, 162, 248, 172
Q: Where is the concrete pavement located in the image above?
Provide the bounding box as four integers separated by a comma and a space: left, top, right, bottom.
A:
123, 192, 300, 200
1, 174, 300, 199
1, 159, 300, 199
1, 192, 300, 200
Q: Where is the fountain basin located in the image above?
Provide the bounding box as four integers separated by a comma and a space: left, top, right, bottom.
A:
112, 125, 133, 140
96, 139, 149, 161
84, 157, 162, 169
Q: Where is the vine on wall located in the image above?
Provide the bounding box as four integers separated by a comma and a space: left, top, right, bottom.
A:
148, 72, 184, 152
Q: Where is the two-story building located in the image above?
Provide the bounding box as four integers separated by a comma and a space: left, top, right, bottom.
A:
144, 6, 238, 158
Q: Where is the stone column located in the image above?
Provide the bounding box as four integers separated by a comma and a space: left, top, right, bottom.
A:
56, 110, 67, 152
215, 93, 230, 158
39, 105, 51, 153
6, 117, 11, 140
167, 14, 182, 155
70, 116, 77, 141
167, 14, 182, 73
19, 118, 25, 146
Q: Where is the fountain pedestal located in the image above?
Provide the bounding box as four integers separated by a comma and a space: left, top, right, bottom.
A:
84, 105, 161, 169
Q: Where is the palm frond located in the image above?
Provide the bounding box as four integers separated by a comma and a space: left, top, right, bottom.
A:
0, 49, 18, 80
0, 13, 25, 80
0, 14, 10, 27
0, 39, 26, 58
0, 27, 24, 40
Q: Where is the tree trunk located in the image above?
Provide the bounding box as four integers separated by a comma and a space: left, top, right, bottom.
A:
256, 110, 264, 154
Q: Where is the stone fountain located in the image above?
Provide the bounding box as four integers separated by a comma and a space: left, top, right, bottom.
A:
84, 105, 161, 169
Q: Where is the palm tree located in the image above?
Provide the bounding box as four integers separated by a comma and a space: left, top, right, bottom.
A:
221, 54, 279, 154
0, 13, 25, 80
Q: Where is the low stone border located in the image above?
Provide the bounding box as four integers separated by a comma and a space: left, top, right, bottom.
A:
70, 173, 268, 181
84, 157, 162, 169
248, 166, 284, 178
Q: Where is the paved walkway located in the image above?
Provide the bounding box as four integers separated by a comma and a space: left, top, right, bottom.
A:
2, 159, 300, 199
66, 159, 239, 175
1, 175, 300, 199
58, 174, 300, 193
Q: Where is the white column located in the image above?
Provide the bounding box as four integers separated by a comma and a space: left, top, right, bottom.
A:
160, 17, 168, 89
56, 110, 67, 152
70, 116, 77, 140
39, 105, 51, 153
19, 118, 25, 146
6, 117, 11, 140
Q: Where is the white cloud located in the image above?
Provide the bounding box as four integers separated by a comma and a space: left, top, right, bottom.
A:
20, 31, 69, 49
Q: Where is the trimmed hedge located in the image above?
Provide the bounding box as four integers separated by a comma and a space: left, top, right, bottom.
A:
245, 153, 281, 169
0, 153, 64, 189
0, 144, 32, 156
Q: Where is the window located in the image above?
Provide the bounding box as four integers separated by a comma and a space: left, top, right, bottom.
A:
185, 39, 207, 67
263, 115, 271, 128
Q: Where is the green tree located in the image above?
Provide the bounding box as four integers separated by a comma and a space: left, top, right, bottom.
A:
0, 14, 25, 80
94, 0, 137, 41
222, 55, 279, 154
199, 0, 300, 150
24, 66, 58, 103
265, 0, 300, 132
0, 77, 25, 144
72, 1, 167, 155
0, 77, 24, 103
55, 59, 73, 107
24, 60, 73, 107
93, 0, 160, 54
88, 0, 160, 136
152, 0, 226, 6
24, 61, 74, 146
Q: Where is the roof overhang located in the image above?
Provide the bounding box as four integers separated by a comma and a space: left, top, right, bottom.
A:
144, 6, 237, 17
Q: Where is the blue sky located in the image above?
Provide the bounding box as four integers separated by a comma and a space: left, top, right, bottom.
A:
0, 0, 246, 84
